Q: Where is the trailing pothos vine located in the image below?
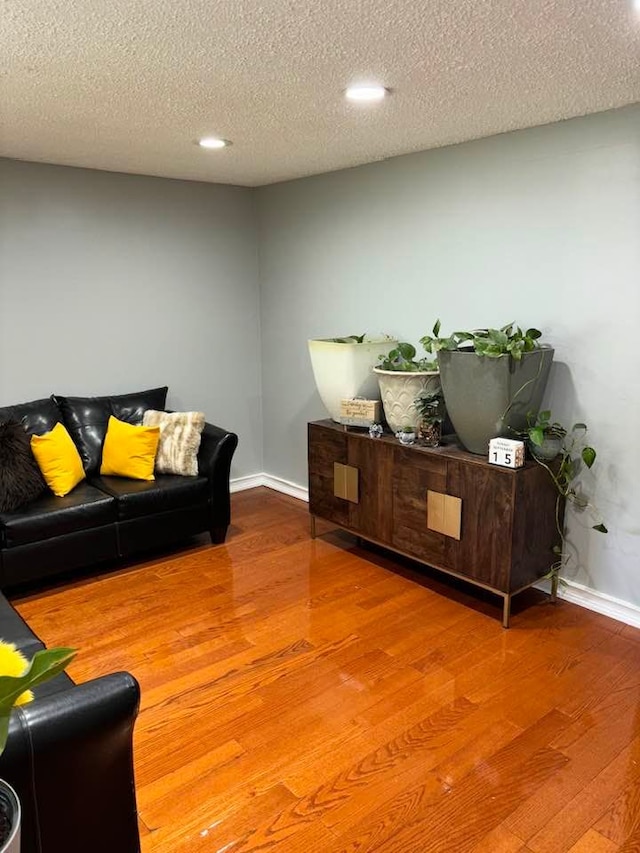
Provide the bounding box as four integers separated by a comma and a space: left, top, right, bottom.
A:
521, 411, 607, 592
420, 319, 543, 359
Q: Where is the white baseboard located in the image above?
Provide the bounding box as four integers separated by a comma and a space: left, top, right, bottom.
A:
230, 473, 309, 502
555, 580, 640, 630
261, 474, 309, 502
232, 473, 640, 630
229, 474, 267, 493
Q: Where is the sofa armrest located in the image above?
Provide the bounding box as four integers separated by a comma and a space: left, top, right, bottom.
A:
198, 422, 239, 539
0, 671, 141, 853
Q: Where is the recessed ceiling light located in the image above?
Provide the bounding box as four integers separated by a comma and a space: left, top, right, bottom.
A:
345, 85, 388, 102
198, 137, 230, 149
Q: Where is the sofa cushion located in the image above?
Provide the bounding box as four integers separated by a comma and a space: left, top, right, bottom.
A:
53, 387, 168, 475
100, 417, 160, 481
0, 421, 46, 512
0, 482, 116, 548
92, 474, 209, 521
31, 422, 86, 497
0, 398, 61, 436
142, 410, 205, 477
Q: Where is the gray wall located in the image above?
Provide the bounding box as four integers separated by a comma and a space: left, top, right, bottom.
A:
0, 159, 263, 477
257, 105, 640, 606
2, 107, 639, 608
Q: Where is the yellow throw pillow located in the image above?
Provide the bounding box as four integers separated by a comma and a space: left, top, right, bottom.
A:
0, 641, 34, 705
31, 422, 86, 497
100, 416, 160, 481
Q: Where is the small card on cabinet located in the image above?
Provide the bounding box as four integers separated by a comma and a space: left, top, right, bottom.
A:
488, 438, 525, 468
339, 398, 381, 427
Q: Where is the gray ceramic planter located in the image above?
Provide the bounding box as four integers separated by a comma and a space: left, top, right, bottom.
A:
530, 435, 563, 460
437, 347, 554, 454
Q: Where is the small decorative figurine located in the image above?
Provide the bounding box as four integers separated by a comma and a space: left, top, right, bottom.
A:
395, 427, 416, 446
368, 423, 384, 439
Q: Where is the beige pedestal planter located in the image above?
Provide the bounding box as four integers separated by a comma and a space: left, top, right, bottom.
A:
373, 368, 441, 433
308, 337, 396, 422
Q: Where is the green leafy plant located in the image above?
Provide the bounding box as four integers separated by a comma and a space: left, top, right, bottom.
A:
414, 388, 446, 424
520, 411, 607, 585
0, 645, 76, 754
525, 412, 605, 527
525, 409, 567, 446
328, 334, 366, 343
377, 342, 437, 372
420, 320, 543, 360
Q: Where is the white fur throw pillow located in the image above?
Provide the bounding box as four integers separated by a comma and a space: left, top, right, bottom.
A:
142, 410, 205, 477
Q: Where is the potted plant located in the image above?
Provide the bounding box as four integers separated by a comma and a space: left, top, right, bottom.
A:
373, 342, 440, 433
420, 320, 554, 454
415, 388, 446, 447
520, 411, 607, 596
395, 425, 417, 445
524, 409, 566, 460
308, 334, 397, 422
0, 644, 75, 852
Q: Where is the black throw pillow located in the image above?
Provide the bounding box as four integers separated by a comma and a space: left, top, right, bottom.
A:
0, 420, 47, 513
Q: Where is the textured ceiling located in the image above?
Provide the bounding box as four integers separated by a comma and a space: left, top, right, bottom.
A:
1, 0, 639, 187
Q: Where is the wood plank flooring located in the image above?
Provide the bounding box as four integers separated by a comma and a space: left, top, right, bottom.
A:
11, 487, 640, 852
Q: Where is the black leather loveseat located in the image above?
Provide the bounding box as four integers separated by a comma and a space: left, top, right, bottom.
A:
0, 591, 141, 853
0, 387, 238, 588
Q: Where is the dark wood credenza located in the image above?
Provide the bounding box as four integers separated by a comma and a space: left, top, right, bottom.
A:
307, 419, 562, 627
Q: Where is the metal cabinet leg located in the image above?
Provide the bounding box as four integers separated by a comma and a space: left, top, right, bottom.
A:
502, 595, 511, 629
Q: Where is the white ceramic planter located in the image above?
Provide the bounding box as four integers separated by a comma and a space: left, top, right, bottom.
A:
373, 368, 441, 433
0, 780, 21, 853
308, 337, 396, 422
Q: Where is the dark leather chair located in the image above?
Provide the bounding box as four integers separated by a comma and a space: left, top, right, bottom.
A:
0, 593, 141, 853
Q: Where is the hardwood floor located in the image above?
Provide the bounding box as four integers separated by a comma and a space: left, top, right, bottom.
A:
12, 487, 640, 852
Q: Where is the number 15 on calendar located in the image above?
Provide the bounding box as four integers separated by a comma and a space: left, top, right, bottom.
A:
488, 438, 525, 469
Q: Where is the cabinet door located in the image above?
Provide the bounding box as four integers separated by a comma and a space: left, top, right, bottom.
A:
347, 435, 394, 543
447, 460, 514, 591
510, 463, 561, 591
391, 446, 452, 568
308, 424, 349, 527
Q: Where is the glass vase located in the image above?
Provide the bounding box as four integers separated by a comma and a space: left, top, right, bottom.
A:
419, 419, 441, 448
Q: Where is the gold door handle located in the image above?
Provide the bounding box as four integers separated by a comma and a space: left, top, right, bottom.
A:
427, 490, 462, 539
334, 463, 359, 503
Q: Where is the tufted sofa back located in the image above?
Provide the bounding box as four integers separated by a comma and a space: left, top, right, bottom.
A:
0, 398, 61, 436
51, 387, 168, 474
0, 387, 168, 475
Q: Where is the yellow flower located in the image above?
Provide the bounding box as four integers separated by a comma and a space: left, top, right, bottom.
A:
0, 641, 34, 706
